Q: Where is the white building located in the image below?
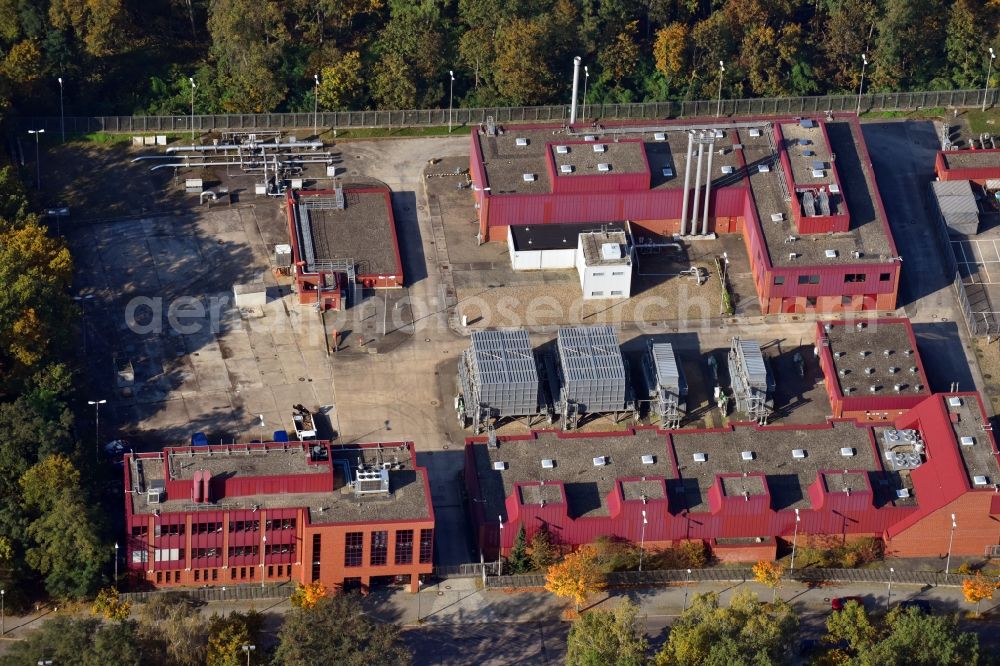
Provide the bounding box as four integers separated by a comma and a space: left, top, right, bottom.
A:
576, 228, 633, 300
507, 224, 580, 270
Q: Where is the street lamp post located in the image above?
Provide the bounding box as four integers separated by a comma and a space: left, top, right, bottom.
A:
2, 589, 5, 635
416, 577, 423, 622
313, 73, 320, 139
857, 53, 869, 115
790, 508, 801, 570
241, 644, 255, 666
885, 566, 895, 611
448, 70, 455, 132
73, 295, 95, 355
88, 399, 107, 462
638, 510, 648, 572
682, 568, 693, 611
189, 77, 196, 141
258, 414, 265, 444
114, 542, 119, 588
946, 513, 957, 574
27, 129, 44, 190
716, 61, 725, 118
496, 515, 503, 577
984, 48, 997, 112
582, 66, 589, 123
57, 76, 66, 143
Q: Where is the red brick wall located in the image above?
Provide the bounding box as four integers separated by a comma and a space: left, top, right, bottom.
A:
887, 492, 998, 558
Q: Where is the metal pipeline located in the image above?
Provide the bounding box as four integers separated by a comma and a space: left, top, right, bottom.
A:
680, 132, 694, 236
149, 157, 333, 171
570, 57, 582, 125
133, 151, 335, 163
702, 139, 715, 235
689, 133, 705, 234
165, 141, 324, 153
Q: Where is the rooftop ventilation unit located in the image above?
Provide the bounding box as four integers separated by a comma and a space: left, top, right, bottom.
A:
556, 145, 569, 154
593, 144, 607, 153
841, 447, 855, 457
788, 252, 799, 261
883, 349, 892, 357
974, 475, 989, 486
758, 164, 771, 173
904, 349, 913, 356
910, 366, 919, 374
493, 461, 506, 470
894, 384, 904, 392
914, 384, 924, 391
961, 436, 976, 446
803, 150, 815, 157
812, 169, 825, 178
515, 137, 528, 146
771, 213, 784, 222
662, 167, 674, 177
721, 165, 735, 174
693, 452, 707, 463
889, 366, 899, 374
601, 243, 622, 260
834, 351, 845, 358
584, 135, 597, 141
714, 130, 725, 138
147, 487, 165, 504
800, 119, 816, 128
522, 173, 536, 182
560, 164, 574, 174
864, 367, 876, 375
798, 139, 811, 146
856, 322, 866, 330
860, 350, 870, 357
869, 385, 880, 393
829, 183, 841, 193
597, 163, 611, 172
593, 456, 608, 466
948, 397, 963, 407
792, 449, 807, 459
749, 128, 762, 137
896, 488, 911, 499
653, 132, 666, 141
741, 450, 754, 461
852, 250, 863, 258
541, 458, 555, 468
641, 454, 656, 464
811, 160, 825, 170
838, 369, 849, 376
825, 249, 838, 258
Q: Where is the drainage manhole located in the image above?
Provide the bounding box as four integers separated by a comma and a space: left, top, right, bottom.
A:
425, 338, 431, 342
298, 377, 305, 381
430, 399, 440, 407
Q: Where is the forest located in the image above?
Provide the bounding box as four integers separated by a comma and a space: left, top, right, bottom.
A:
0, 0, 997, 119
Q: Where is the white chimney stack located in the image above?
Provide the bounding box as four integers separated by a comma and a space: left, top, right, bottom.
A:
570, 57, 582, 125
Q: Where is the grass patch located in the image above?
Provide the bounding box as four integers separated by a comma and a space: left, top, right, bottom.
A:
327, 125, 465, 140
861, 107, 947, 120
963, 108, 1000, 135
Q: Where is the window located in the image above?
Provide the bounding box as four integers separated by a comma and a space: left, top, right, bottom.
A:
231, 568, 237, 580
879, 273, 891, 282
268, 565, 273, 577
248, 566, 254, 579
276, 565, 283, 577
156, 572, 162, 584
593, 272, 605, 277
371, 531, 388, 566
311, 534, 322, 582
131, 525, 148, 537
154, 548, 181, 562
155, 523, 185, 537
419, 529, 433, 564
345, 532, 364, 567
590, 291, 604, 297
212, 569, 218, 581
806, 296, 818, 308
265, 518, 297, 531
193, 521, 222, 534
229, 520, 260, 533
773, 276, 785, 286
610, 290, 623, 296
395, 530, 414, 565
797, 275, 820, 285
842, 296, 853, 306
131, 549, 148, 564
844, 273, 866, 283
194, 569, 200, 582
612, 271, 624, 276
240, 567, 246, 579
265, 544, 296, 556
227, 546, 259, 558
192, 548, 220, 559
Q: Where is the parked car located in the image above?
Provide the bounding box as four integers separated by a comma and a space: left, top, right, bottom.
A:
191, 432, 209, 446
831, 596, 864, 611
898, 599, 932, 613
103, 440, 132, 464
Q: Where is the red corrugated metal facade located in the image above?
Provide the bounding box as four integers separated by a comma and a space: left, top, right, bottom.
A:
466, 393, 1000, 560
545, 140, 651, 194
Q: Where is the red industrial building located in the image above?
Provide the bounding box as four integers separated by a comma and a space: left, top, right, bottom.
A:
124, 441, 433, 593
935, 148, 1000, 183
815, 318, 932, 422
465, 392, 1000, 563
469, 116, 901, 314
284, 186, 404, 311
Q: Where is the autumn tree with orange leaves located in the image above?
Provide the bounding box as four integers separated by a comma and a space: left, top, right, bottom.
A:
290, 581, 328, 609
753, 560, 785, 602
544, 545, 606, 611
962, 573, 997, 616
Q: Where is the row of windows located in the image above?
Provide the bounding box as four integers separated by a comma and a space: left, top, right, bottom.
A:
592, 271, 626, 277
155, 564, 292, 585
773, 272, 892, 287
589, 290, 624, 297
342, 529, 432, 567
188, 544, 298, 560
228, 546, 259, 558
133, 518, 297, 537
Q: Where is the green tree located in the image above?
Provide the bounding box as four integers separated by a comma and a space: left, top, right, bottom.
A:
47, 0, 127, 56
136, 593, 210, 666
208, 0, 288, 112
945, 0, 986, 88
529, 523, 558, 571
566, 598, 648, 666
493, 17, 555, 105
371, 53, 418, 110
508, 525, 531, 574
318, 51, 364, 110
654, 590, 798, 665
653, 22, 688, 80
0, 616, 142, 666
872, 0, 949, 91
274, 593, 411, 665
208, 611, 264, 666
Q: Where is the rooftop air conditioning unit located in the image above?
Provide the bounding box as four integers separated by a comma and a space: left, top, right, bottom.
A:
641, 454, 656, 464
693, 452, 707, 462
597, 163, 611, 172
522, 173, 536, 182
541, 459, 555, 469
825, 249, 838, 258
771, 213, 784, 222
556, 145, 569, 154
584, 135, 597, 141
593, 144, 607, 153
593, 456, 608, 466
973, 475, 989, 486
560, 164, 574, 174
896, 488, 911, 499
749, 128, 762, 138
840, 447, 855, 457
829, 183, 841, 193
721, 165, 735, 174
948, 397, 963, 407
741, 451, 754, 461
788, 252, 798, 260
714, 130, 724, 138
653, 132, 666, 141
758, 164, 771, 173
792, 449, 806, 459
812, 169, 825, 178
662, 167, 674, 177
492, 461, 506, 471
515, 137, 528, 146
961, 436, 976, 446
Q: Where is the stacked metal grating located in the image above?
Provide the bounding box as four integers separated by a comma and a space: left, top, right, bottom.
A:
728, 337, 774, 424
458, 330, 541, 422
641, 341, 687, 428
556, 326, 629, 413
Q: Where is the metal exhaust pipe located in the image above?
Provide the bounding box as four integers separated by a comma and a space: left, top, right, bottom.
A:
570, 57, 582, 125
680, 131, 694, 236
702, 138, 715, 235
690, 133, 705, 234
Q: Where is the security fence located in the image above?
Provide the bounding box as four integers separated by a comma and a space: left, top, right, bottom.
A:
10, 88, 997, 136
120, 580, 294, 603
486, 566, 975, 590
